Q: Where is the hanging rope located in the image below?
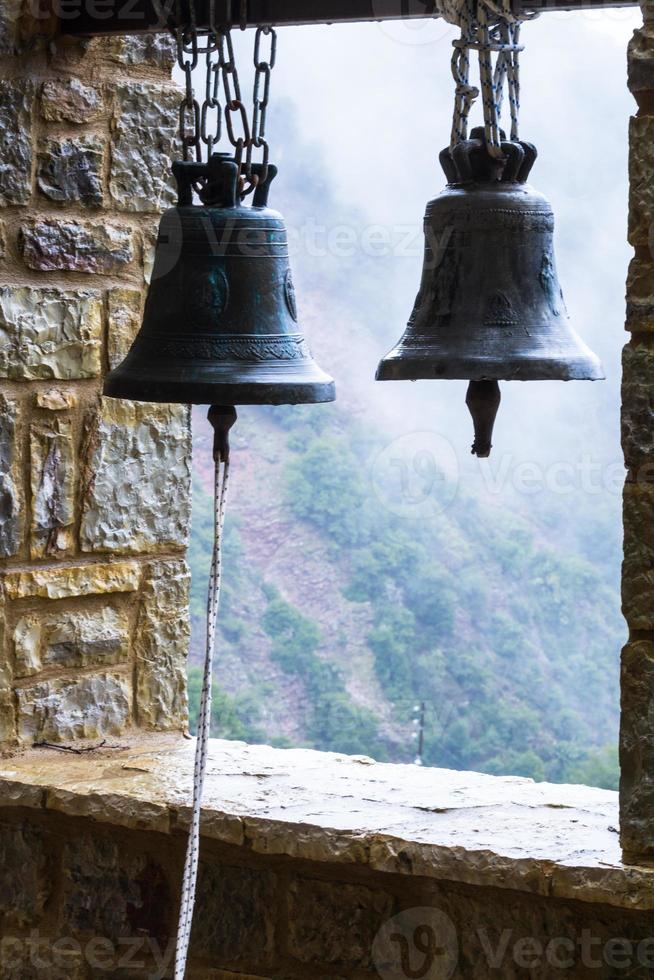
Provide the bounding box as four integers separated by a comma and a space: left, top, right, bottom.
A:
174, 406, 236, 980
442, 0, 536, 158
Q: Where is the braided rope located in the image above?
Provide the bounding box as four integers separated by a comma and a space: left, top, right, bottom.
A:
174, 449, 230, 980
443, 0, 535, 159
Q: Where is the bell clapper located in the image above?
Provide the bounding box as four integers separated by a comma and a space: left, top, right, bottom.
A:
466, 380, 501, 459
208, 405, 238, 463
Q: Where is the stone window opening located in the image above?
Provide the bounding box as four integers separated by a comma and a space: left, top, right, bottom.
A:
0, 3, 653, 977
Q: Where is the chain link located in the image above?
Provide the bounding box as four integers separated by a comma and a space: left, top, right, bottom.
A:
173, 1, 278, 197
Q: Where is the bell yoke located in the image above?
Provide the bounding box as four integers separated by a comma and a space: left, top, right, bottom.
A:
376, 128, 604, 456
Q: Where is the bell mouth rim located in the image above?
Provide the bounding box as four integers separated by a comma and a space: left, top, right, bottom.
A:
102, 377, 336, 407
375, 357, 605, 384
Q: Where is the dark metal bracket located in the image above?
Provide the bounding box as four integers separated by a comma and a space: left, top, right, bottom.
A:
59, 0, 636, 37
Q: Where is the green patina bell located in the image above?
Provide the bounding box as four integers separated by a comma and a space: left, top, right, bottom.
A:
104, 154, 335, 406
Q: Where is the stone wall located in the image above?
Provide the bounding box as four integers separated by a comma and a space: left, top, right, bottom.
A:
621, 0, 654, 857
2, 807, 654, 980
0, 8, 192, 747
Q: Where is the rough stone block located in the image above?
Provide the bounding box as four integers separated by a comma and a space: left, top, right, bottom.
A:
110, 82, 178, 212
17, 673, 131, 744
105, 33, 177, 69
621, 640, 654, 855
627, 256, 654, 333
0, 824, 48, 926
14, 608, 129, 677
0, 694, 16, 745
37, 136, 104, 207
0, 79, 35, 205
191, 862, 276, 964
80, 399, 191, 555
629, 26, 654, 92
622, 341, 654, 470
34, 388, 77, 412
4, 561, 140, 601
63, 839, 170, 949
287, 878, 393, 970
629, 116, 654, 247
135, 559, 190, 730
0, 286, 102, 380
14, 617, 42, 678
0, 394, 24, 558
30, 417, 75, 559
108, 287, 143, 369
40, 79, 103, 124
624, 483, 654, 630
20, 220, 134, 274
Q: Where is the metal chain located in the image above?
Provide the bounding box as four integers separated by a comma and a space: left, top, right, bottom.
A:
245, 26, 277, 187
173, 1, 277, 196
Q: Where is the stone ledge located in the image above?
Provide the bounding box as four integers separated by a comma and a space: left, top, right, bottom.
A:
0, 733, 652, 913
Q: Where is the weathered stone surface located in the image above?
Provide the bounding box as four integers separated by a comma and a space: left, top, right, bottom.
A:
287, 878, 393, 969
14, 608, 129, 677
0, 824, 48, 926
17, 673, 131, 743
622, 342, 654, 470
621, 640, 654, 855
627, 256, 654, 333
46, 608, 129, 669
14, 617, 42, 678
136, 560, 190, 730
0, 286, 102, 380
37, 136, 104, 207
30, 418, 75, 559
40, 79, 103, 124
35, 388, 77, 411
62, 836, 147, 940
1, 733, 652, 912
0, 939, 86, 980
629, 116, 654, 247
0, 0, 23, 55
110, 82, 178, 212
192, 862, 276, 963
0, 394, 23, 558
105, 33, 177, 69
80, 399, 191, 555
108, 287, 142, 370
0, 80, 35, 205
629, 25, 654, 93
4, 561, 140, 601
623, 483, 654, 629
20, 220, 134, 274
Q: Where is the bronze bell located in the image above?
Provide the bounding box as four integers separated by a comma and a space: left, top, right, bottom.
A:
376, 129, 604, 456
104, 154, 335, 407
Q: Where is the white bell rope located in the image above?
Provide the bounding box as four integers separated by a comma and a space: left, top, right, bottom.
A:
174, 439, 231, 979
440, 0, 537, 158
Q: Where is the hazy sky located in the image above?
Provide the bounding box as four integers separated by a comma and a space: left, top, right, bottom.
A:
180, 9, 640, 518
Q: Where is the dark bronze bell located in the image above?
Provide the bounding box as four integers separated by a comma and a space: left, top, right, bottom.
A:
376, 129, 604, 456
104, 154, 335, 406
